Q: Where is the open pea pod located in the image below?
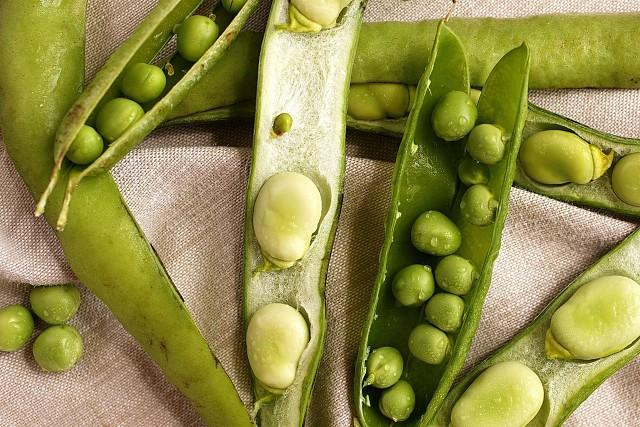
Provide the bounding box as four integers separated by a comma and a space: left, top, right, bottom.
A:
242, 0, 365, 425
429, 227, 640, 427
36, 0, 259, 230
354, 22, 530, 426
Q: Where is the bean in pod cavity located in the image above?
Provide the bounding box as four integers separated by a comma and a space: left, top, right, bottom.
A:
355, 22, 531, 426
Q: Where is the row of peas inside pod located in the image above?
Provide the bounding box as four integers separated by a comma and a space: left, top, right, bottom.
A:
64, 7, 234, 166
0, 285, 84, 372
363, 88, 509, 422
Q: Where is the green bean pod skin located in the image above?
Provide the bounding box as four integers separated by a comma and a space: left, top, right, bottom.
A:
429, 228, 640, 427
354, 23, 530, 427
0, 2, 251, 425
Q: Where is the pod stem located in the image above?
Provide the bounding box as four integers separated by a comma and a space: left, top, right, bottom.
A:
56, 168, 82, 231
34, 157, 64, 216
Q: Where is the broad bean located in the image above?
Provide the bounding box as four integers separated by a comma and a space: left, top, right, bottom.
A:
347, 83, 411, 121
611, 153, 640, 207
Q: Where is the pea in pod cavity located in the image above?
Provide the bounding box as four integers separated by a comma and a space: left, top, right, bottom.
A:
35, 0, 260, 231
355, 22, 530, 426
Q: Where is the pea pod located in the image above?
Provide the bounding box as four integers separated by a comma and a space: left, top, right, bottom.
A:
354, 22, 530, 426
243, 0, 365, 425
36, 0, 259, 230
429, 228, 640, 427
0, 2, 250, 425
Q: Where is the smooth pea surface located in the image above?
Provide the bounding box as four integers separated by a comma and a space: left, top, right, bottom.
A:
96, 98, 144, 143
272, 112, 293, 135
408, 323, 449, 365
466, 124, 505, 165
0, 305, 34, 352
246, 303, 309, 391
176, 16, 219, 62
30, 285, 81, 325
425, 293, 465, 333
120, 63, 167, 103
611, 153, 640, 207
546, 275, 640, 360
32, 325, 84, 372
66, 125, 104, 165
460, 184, 497, 226
411, 210, 461, 256
364, 346, 403, 389
379, 380, 415, 422
391, 264, 435, 306
435, 255, 477, 296
457, 157, 489, 186
253, 172, 322, 268
431, 91, 477, 142
450, 361, 544, 427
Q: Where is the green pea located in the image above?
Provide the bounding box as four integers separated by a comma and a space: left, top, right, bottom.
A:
120, 62, 167, 104
519, 130, 613, 185
32, 325, 84, 372
29, 284, 81, 325
411, 210, 461, 256
0, 304, 34, 352
611, 152, 640, 207
457, 157, 490, 186
408, 323, 449, 365
246, 303, 309, 391
176, 15, 220, 62
378, 380, 415, 422
435, 255, 477, 296
450, 361, 544, 427
273, 112, 293, 135
466, 124, 505, 165
364, 346, 403, 389
425, 293, 465, 333
65, 125, 104, 165
460, 184, 498, 226
391, 264, 435, 306
431, 91, 477, 142
222, 0, 248, 14
546, 275, 640, 361
95, 97, 144, 143
253, 172, 323, 268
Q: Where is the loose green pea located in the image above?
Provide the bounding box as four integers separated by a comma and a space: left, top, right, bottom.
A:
222, 0, 248, 14
29, 284, 81, 325
246, 303, 309, 391
435, 255, 477, 296
519, 130, 613, 185
408, 323, 449, 365
364, 346, 403, 389
611, 152, 640, 207
546, 275, 640, 361
411, 210, 461, 256
65, 125, 104, 165
466, 124, 505, 165
32, 325, 84, 372
253, 172, 323, 268
431, 91, 477, 142
391, 264, 435, 307
176, 15, 220, 62
458, 157, 490, 186
451, 361, 544, 427
425, 293, 465, 333
96, 97, 144, 143
460, 184, 498, 226
273, 112, 293, 135
0, 305, 34, 352
378, 380, 415, 422
120, 63, 167, 104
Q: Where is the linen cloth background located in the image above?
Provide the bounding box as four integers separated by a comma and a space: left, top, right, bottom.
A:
1, 0, 640, 425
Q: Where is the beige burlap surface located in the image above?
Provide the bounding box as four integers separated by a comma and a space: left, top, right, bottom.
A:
1, 0, 640, 425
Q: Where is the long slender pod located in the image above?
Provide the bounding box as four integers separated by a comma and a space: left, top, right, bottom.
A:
0, 2, 251, 425
242, 0, 366, 425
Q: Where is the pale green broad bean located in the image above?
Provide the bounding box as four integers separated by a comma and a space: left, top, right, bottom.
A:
246, 303, 309, 392
364, 346, 403, 389
611, 152, 640, 207
252, 172, 322, 268
290, 0, 351, 30
347, 83, 411, 121
546, 275, 640, 361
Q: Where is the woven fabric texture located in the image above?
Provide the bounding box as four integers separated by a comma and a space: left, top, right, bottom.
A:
1, 0, 639, 426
